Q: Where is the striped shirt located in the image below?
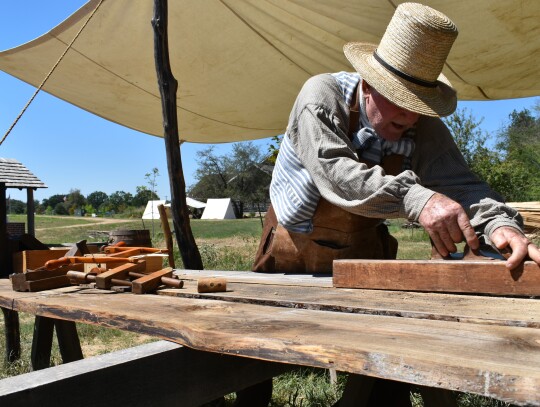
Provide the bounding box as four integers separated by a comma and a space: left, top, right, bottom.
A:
271, 72, 414, 233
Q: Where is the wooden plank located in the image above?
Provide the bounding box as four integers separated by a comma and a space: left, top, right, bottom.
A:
333, 259, 540, 295
0, 281, 538, 405
158, 281, 540, 328
175, 269, 333, 287
0, 340, 292, 407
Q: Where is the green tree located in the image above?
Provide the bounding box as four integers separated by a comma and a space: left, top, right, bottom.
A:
444, 108, 489, 167
42, 194, 66, 210
65, 189, 86, 215
54, 202, 69, 215
7, 198, 25, 214
496, 108, 540, 200
132, 186, 159, 208
145, 168, 160, 201
87, 191, 109, 210
444, 107, 540, 202
107, 191, 133, 213
189, 142, 272, 217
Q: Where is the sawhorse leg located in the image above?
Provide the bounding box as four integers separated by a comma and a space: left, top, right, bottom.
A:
31, 316, 83, 370
2, 307, 21, 362
335, 374, 458, 407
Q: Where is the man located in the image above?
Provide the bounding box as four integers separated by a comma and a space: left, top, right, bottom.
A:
253, 2, 540, 275
248, 2, 540, 406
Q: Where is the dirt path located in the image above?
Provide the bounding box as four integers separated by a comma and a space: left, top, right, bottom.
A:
35, 216, 134, 231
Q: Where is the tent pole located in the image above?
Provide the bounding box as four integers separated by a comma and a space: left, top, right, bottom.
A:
152, 0, 203, 270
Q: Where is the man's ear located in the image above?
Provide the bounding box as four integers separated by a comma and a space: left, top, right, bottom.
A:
361, 79, 371, 96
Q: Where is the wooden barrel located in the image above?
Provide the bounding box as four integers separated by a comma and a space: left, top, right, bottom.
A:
108, 229, 152, 247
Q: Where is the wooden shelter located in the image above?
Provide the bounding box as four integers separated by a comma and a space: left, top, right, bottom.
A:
0, 158, 47, 277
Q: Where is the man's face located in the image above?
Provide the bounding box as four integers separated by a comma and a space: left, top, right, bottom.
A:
362, 81, 420, 141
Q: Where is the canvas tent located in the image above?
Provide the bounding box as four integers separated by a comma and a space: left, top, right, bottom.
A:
0, 0, 538, 144
184, 197, 206, 210
142, 200, 169, 220
201, 198, 236, 220
143, 198, 206, 220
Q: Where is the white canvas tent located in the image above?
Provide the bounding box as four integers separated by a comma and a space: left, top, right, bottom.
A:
0, 1, 538, 144
142, 200, 168, 220
201, 198, 236, 220
184, 197, 206, 209
143, 198, 206, 220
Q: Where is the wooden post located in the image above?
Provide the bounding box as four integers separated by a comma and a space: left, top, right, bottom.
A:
2, 308, 21, 362
152, 0, 203, 270
27, 188, 35, 236
1, 183, 21, 361
0, 183, 7, 278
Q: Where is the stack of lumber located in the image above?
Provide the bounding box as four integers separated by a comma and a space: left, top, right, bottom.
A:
507, 201, 540, 231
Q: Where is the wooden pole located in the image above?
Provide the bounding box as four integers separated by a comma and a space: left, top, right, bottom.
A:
1, 183, 21, 361
0, 183, 8, 278
152, 0, 203, 270
27, 188, 35, 236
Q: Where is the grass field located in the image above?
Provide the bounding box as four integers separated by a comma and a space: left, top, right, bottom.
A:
2, 214, 535, 406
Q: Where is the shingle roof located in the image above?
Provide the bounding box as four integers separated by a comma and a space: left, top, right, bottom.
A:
0, 158, 47, 189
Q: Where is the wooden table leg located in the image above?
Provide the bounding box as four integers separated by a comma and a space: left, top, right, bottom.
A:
335, 374, 375, 407
31, 316, 84, 370
418, 386, 458, 407
55, 320, 83, 363
1, 307, 21, 362
31, 316, 55, 370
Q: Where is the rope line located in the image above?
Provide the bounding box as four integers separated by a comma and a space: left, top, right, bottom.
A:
0, 0, 105, 146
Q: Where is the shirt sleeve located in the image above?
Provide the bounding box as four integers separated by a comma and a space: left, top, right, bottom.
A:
411, 117, 524, 235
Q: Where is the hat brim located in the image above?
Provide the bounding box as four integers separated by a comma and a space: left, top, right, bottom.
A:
344, 42, 457, 117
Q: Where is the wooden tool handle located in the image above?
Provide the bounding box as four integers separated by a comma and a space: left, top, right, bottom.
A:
44, 257, 72, 270
197, 278, 227, 293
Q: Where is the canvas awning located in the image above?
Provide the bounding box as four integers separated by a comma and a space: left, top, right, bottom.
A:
0, 0, 538, 143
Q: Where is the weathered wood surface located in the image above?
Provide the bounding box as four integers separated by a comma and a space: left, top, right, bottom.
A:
0, 280, 539, 405
159, 279, 540, 328
333, 259, 540, 295
175, 269, 333, 287
0, 340, 291, 407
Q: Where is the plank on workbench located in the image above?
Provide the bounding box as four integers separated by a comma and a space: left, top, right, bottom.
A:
0, 280, 538, 406
158, 280, 540, 328
333, 259, 540, 296
175, 269, 333, 287
0, 340, 291, 407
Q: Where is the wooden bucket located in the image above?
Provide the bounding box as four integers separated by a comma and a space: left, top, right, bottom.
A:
108, 229, 152, 247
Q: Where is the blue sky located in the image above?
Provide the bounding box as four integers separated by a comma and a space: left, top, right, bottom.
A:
1, 1, 538, 203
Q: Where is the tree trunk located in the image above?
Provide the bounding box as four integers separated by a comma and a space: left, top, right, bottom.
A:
152, 0, 203, 269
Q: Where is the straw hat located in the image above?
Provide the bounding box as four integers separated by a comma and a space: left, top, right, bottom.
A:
344, 3, 458, 117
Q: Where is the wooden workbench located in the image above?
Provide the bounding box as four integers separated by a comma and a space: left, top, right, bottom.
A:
1, 269, 539, 406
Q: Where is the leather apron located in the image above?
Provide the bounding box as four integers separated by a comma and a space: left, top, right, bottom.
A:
252, 85, 405, 274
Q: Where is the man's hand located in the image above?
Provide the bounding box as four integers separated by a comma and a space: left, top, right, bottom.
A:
418, 193, 479, 256
490, 226, 540, 270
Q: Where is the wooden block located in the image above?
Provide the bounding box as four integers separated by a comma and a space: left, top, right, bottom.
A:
332, 259, 540, 296
10, 274, 70, 292
132, 268, 173, 294
197, 278, 227, 293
